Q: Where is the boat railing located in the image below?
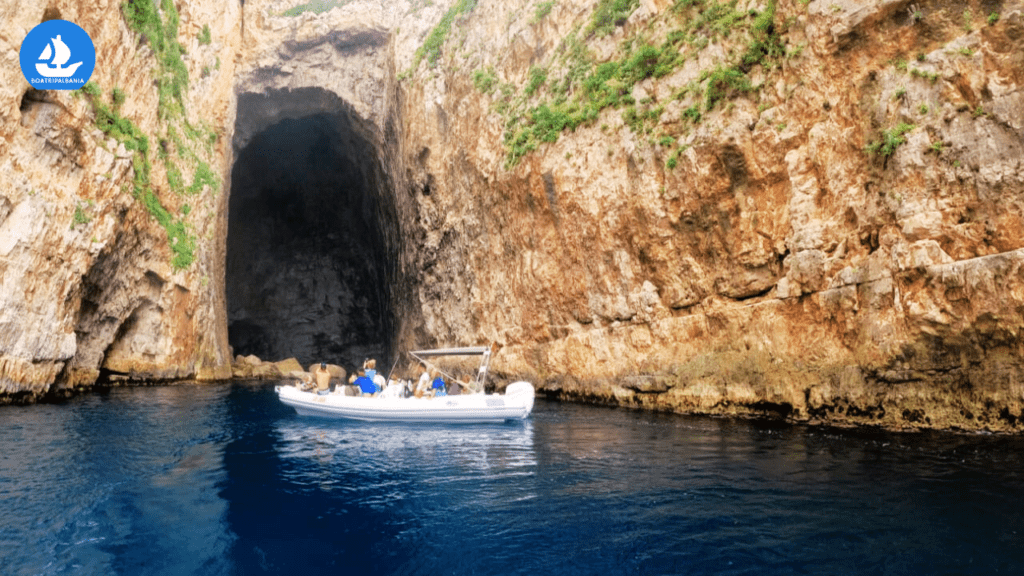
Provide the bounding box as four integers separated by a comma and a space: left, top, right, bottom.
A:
476, 347, 492, 390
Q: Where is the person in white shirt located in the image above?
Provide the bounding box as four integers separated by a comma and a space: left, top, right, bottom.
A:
414, 364, 431, 398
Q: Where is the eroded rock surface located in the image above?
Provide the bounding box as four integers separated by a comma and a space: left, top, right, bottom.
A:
3, 0, 1024, 432
391, 0, 1024, 431
0, 0, 239, 399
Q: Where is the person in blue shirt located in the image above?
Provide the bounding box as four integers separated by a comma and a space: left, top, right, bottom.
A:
431, 372, 447, 397
353, 369, 377, 396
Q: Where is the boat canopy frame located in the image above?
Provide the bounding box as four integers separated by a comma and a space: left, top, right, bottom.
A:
409, 346, 494, 390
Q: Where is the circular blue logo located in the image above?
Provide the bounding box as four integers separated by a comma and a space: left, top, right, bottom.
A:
19, 20, 96, 90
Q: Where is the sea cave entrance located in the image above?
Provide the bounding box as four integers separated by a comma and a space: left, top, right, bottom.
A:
226, 89, 398, 371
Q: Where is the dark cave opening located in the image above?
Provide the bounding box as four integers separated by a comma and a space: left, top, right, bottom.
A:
226, 109, 394, 370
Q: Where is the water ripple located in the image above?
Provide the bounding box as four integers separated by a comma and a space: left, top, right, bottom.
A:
3, 383, 1024, 575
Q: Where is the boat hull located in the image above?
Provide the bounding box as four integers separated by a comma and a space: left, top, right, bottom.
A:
276, 381, 535, 423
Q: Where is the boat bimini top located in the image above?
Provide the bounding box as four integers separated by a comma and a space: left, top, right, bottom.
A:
409, 345, 495, 390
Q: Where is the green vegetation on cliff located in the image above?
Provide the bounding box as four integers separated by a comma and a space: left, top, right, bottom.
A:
80, 82, 197, 270
465, 0, 785, 168
122, 0, 189, 119
76, 0, 223, 270
532, 1, 556, 23
587, 0, 640, 37
198, 24, 212, 45
409, 0, 479, 72
71, 201, 92, 229
279, 0, 354, 17
472, 66, 498, 93
866, 122, 916, 159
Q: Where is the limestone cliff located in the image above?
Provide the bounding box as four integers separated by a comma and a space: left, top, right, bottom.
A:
3, 0, 1024, 433
395, 0, 1024, 431
0, 0, 239, 397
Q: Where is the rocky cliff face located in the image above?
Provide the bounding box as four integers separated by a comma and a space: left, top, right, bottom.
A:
3, 0, 1024, 431
1, 0, 239, 398
394, 0, 1024, 431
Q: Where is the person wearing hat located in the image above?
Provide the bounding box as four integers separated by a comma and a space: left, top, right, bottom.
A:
315, 362, 331, 395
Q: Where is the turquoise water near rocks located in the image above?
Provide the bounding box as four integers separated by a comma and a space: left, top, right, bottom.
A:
2, 380, 1023, 575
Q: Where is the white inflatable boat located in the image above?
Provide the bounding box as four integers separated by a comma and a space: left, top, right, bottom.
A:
275, 346, 535, 423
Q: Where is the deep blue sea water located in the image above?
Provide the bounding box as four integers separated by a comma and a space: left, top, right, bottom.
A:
2, 380, 1024, 575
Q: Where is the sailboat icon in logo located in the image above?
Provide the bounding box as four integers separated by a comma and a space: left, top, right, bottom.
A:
35, 35, 83, 77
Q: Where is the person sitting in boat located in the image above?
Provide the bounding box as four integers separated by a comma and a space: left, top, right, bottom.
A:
431, 371, 447, 398
373, 371, 387, 392
315, 362, 331, 395
448, 374, 472, 396
379, 378, 404, 399
344, 373, 360, 396
296, 372, 315, 391
363, 358, 388, 392
363, 358, 377, 381
414, 364, 431, 398
354, 369, 378, 396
